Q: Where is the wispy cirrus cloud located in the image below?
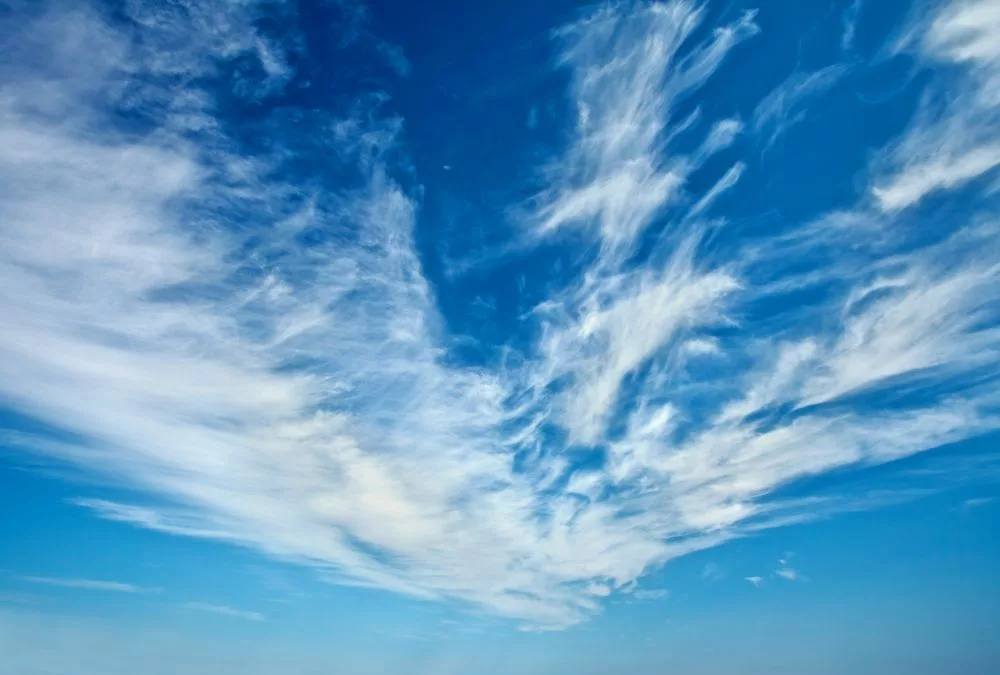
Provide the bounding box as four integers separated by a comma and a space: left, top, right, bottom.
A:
841, 0, 864, 51
752, 64, 848, 150
0, 0, 998, 633
872, 0, 1000, 212
531, 2, 758, 255
16, 576, 157, 594
961, 497, 995, 509
182, 602, 265, 622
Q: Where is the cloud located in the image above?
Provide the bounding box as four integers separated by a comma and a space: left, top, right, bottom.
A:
377, 42, 412, 78
688, 162, 745, 219
182, 602, 265, 621
872, 0, 1000, 212
841, 0, 863, 51
531, 1, 758, 254
536, 247, 740, 445
632, 588, 670, 600
332, 0, 411, 78
701, 562, 725, 582
1, 0, 999, 633
744, 576, 763, 588
16, 576, 156, 593
961, 497, 995, 509
752, 65, 847, 149
775, 568, 805, 582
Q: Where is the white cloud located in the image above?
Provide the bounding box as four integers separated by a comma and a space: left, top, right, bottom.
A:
744, 576, 763, 588
924, 0, 1000, 75
774, 567, 804, 582
688, 162, 745, 219
532, 1, 758, 254
961, 497, 995, 509
718, 339, 818, 422
699, 118, 744, 158
537, 247, 740, 445
873, 0, 1000, 211
752, 64, 847, 149
841, 0, 863, 51
182, 602, 265, 622
632, 588, 670, 600
799, 233, 1000, 406
16, 576, 156, 593
873, 144, 1000, 212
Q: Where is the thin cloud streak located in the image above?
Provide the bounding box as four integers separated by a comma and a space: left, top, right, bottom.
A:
16, 576, 156, 593
752, 65, 848, 150
182, 602, 265, 622
842, 0, 864, 51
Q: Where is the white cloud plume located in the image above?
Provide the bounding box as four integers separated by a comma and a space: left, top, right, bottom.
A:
1, 0, 998, 633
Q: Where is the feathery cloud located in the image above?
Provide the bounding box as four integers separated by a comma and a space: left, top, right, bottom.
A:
752, 65, 847, 150
872, 0, 1000, 211
532, 2, 758, 254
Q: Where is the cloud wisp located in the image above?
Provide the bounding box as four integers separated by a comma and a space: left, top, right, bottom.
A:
841, 0, 864, 51
531, 2, 759, 255
0, 0, 998, 631
16, 576, 157, 594
775, 568, 806, 582
752, 65, 848, 150
182, 602, 265, 622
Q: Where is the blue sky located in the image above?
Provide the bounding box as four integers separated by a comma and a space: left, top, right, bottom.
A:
0, 0, 999, 672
